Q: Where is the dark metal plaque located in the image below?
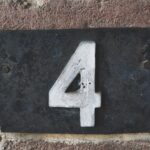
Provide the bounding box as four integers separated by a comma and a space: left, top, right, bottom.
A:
0, 29, 150, 133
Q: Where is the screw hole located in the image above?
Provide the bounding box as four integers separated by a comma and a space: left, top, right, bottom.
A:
1, 64, 11, 73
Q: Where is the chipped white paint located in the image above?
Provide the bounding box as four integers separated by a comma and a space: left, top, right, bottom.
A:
0, 0, 45, 7
32, 0, 44, 6
49, 41, 101, 127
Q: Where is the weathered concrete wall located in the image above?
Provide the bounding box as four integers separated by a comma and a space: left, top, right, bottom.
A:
0, 0, 150, 149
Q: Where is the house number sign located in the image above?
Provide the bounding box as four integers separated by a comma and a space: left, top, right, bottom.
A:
49, 41, 101, 127
0, 29, 150, 133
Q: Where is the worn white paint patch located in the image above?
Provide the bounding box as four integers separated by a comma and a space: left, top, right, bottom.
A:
49, 41, 101, 127
0, 0, 45, 7
0, 0, 94, 7
31, 0, 45, 6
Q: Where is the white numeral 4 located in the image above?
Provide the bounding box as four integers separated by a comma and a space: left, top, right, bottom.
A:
49, 41, 101, 127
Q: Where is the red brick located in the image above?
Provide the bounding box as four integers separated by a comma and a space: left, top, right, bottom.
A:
0, 0, 149, 29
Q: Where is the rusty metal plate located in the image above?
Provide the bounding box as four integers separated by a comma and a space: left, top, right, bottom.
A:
0, 29, 150, 133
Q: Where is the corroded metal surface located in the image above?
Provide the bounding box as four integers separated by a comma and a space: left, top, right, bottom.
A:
0, 29, 150, 133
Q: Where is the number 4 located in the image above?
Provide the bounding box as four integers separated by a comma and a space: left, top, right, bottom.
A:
49, 41, 101, 127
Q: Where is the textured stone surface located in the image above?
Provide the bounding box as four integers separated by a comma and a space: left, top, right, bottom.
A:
3, 140, 150, 150
0, 0, 149, 29
1, 133, 150, 150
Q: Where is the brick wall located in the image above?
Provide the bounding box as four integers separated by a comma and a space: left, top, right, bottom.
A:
0, 0, 150, 29
0, 0, 150, 149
